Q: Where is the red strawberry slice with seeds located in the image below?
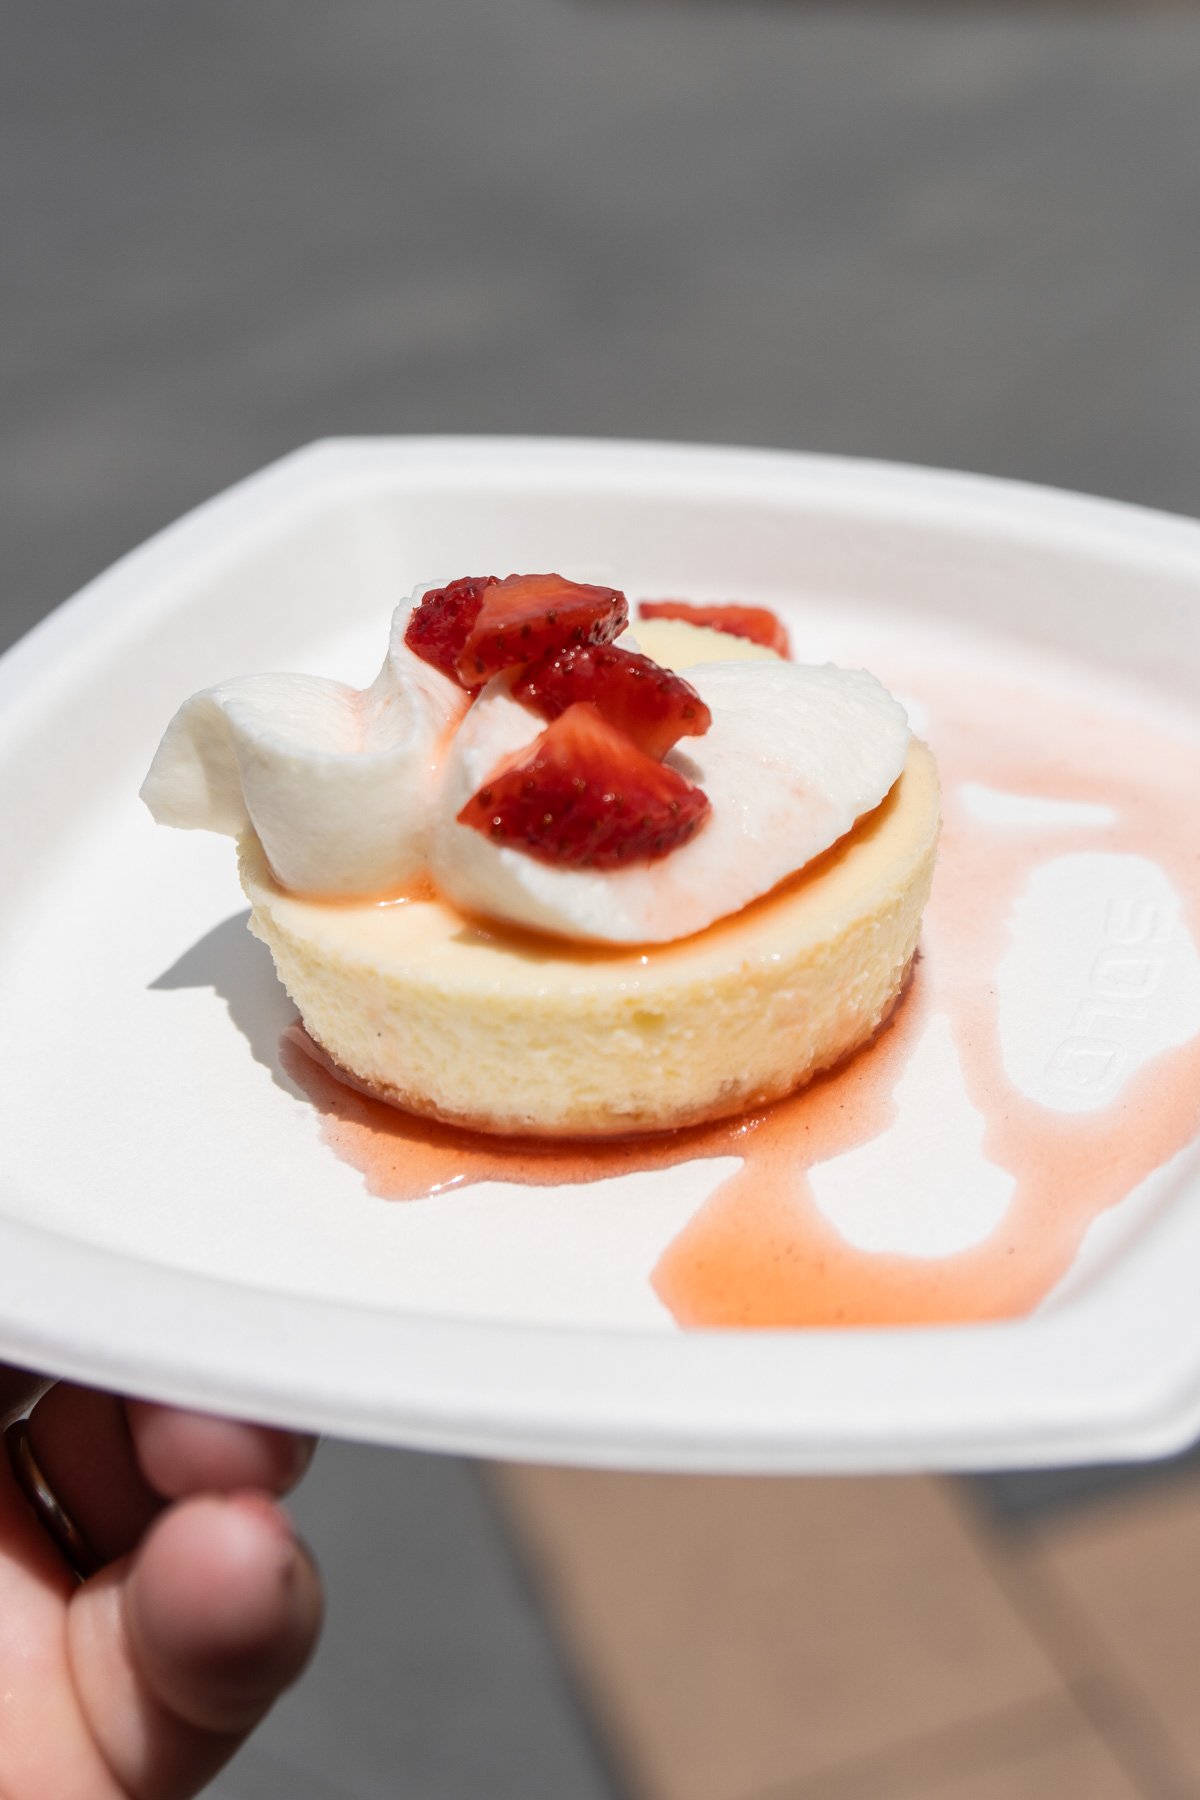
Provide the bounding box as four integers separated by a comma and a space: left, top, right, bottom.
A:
638, 599, 791, 658
456, 573, 628, 686
405, 575, 499, 684
458, 703, 710, 870
512, 643, 712, 761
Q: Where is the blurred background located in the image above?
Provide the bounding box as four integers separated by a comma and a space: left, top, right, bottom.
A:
5, 4, 1200, 1796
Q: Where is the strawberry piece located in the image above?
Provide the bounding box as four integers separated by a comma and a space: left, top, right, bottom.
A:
405, 575, 499, 684
458, 703, 710, 869
512, 643, 712, 761
638, 599, 791, 658
456, 573, 628, 685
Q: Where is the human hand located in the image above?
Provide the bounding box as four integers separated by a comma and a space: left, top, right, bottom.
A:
1, 1362, 322, 1799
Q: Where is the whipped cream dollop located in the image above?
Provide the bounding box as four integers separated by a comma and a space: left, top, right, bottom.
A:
143, 592, 911, 942
141, 604, 468, 896
436, 661, 908, 941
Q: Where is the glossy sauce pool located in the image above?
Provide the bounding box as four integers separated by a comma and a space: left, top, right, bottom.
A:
280, 659, 1200, 1329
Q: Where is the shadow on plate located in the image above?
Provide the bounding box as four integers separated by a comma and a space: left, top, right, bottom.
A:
148, 910, 301, 1099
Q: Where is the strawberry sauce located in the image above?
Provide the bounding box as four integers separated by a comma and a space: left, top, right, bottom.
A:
280, 658, 1200, 1330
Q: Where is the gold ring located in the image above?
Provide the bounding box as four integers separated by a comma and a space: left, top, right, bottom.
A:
4, 1418, 101, 1581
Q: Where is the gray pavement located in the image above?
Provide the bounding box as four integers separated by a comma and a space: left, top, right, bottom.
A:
212, 1447, 617, 1800
4, 3, 1200, 1794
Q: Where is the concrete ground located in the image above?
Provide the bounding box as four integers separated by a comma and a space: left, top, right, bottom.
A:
3, 4, 1200, 1796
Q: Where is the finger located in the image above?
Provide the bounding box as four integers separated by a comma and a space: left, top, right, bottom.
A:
68, 1491, 322, 1800
0, 1360, 52, 1429
23, 1387, 317, 1572
0, 1461, 123, 1800
127, 1401, 316, 1500
27, 1382, 161, 1565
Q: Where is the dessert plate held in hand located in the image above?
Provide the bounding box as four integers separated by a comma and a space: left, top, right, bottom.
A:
1, 437, 1199, 1472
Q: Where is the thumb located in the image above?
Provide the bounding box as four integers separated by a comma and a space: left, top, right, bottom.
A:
68, 1491, 322, 1800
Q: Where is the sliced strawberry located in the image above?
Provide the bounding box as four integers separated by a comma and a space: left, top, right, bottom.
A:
638, 599, 791, 658
456, 573, 628, 685
512, 643, 712, 761
405, 575, 499, 684
458, 703, 710, 870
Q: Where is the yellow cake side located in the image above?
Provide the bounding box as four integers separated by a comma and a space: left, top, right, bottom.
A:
241, 738, 940, 1137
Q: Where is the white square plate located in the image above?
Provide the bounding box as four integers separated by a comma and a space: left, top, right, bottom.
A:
2, 437, 1199, 1471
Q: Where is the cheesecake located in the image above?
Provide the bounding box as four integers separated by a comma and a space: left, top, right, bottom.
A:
144, 586, 940, 1137
242, 738, 937, 1137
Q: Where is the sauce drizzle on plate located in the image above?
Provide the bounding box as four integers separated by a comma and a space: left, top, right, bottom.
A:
281, 663, 1200, 1328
